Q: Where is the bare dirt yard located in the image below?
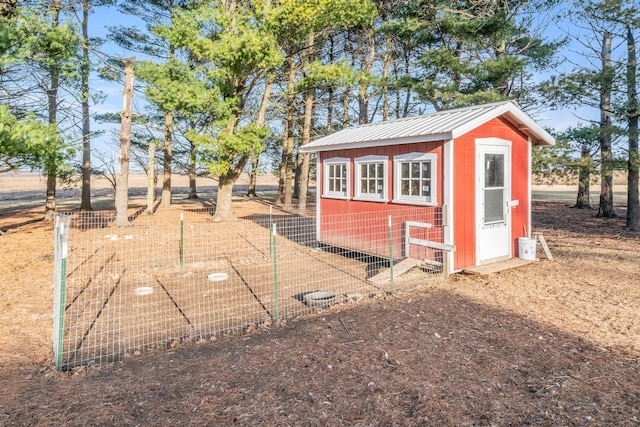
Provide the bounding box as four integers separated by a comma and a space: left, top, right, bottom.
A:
1, 173, 639, 426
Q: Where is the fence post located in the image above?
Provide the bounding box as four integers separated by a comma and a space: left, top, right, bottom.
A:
54, 215, 70, 371
272, 223, 279, 322
388, 215, 394, 293
180, 212, 184, 268
269, 205, 273, 258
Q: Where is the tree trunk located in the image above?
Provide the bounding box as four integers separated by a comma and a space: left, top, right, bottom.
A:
394, 60, 401, 119
357, 27, 375, 125
43, 1, 62, 222
295, 32, 316, 209
626, 26, 639, 230
382, 36, 392, 121
284, 143, 295, 207
342, 86, 350, 128
187, 140, 198, 199
114, 58, 135, 227
214, 175, 235, 220
213, 154, 249, 221
161, 111, 173, 208
247, 156, 259, 197
80, 0, 92, 211
246, 77, 273, 198
298, 86, 315, 213
146, 138, 156, 214
278, 55, 297, 206
575, 143, 591, 209
44, 171, 57, 221
327, 87, 334, 132
326, 37, 334, 133
597, 31, 615, 218
293, 151, 302, 199
402, 54, 411, 118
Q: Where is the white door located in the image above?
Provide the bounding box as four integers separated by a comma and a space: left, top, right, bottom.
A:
476, 139, 512, 264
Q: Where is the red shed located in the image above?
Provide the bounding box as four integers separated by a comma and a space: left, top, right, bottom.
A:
299, 101, 555, 273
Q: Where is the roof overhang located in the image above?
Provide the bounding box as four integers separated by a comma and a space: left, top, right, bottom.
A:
299, 132, 453, 153
299, 101, 555, 153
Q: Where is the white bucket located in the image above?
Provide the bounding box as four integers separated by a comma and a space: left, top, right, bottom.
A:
518, 237, 537, 260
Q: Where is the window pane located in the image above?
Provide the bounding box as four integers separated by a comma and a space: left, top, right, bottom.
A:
410, 180, 420, 195
485, 188, 504, 223
376, 164, 383, 178
421, 162, 430, 178
485, 154, 504, 188
360, 179, 367, 193
401, 163, 409, 178
361, 164, 367, 178
340, 164, 347, 178
411, 162, 420, 178
400, 179, 409, 195
367, 163, 374, 177
368, 180, 376, 193
422, 179, 431, 197
328, 165, 335, 178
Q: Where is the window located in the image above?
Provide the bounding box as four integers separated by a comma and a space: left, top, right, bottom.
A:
393, 152, 437, 205
323, 157, 350, 198
483, 153, 505, 224
355, 155, 388, 201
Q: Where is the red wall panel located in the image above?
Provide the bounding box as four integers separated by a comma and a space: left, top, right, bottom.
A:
319, 142, 445, 260
451, 117, 530, 270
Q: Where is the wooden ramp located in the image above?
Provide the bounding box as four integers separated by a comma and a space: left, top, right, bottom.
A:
368, 258, 421, 285
463, 257, 538, 276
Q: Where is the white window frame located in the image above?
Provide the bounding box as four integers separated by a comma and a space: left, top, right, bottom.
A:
354, 155, 388, 202
323, 157, 350, 199
393, 152, 437, 206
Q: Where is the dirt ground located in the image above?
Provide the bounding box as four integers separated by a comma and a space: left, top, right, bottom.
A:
1, 173, 640, 426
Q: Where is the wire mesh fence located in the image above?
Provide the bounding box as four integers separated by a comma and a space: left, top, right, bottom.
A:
53, 199, 447, 370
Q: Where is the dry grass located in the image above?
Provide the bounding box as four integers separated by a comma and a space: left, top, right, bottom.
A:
0, 174, 639, 425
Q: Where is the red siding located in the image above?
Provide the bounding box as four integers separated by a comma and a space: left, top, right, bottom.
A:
319, 142, 445, 260
452, 132, 475, 270
317, 116, 532, 271
452, 117, 531, 270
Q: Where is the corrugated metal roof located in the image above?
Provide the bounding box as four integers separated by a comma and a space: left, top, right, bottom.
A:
300, 101, 555, 152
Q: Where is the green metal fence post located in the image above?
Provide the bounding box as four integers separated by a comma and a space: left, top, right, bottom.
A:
55, 218, 68, 371
272, 223, 279, 322
388, 215, 394, 293
269, 205, 273, 258
180, 212, 184, 268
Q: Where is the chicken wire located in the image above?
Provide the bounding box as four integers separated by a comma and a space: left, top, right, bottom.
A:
53, 202, 447, 370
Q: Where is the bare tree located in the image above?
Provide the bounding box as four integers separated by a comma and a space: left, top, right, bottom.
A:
114, 58, 135, 227
146, 139, 157, 214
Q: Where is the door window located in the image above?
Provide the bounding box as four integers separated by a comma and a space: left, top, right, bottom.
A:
484, 153, 505, 224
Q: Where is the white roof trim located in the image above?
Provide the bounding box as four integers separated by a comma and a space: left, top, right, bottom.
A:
300, 101, 555, 153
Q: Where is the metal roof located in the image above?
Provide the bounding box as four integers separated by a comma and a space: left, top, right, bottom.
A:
300, 101, 555, 153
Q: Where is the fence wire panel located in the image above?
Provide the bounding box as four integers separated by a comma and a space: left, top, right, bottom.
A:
53, 201, 445, 369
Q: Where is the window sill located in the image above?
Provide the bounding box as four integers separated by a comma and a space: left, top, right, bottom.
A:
353, 196, 389, 203
391, 198, 438, 207
322, 194, 350, 200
